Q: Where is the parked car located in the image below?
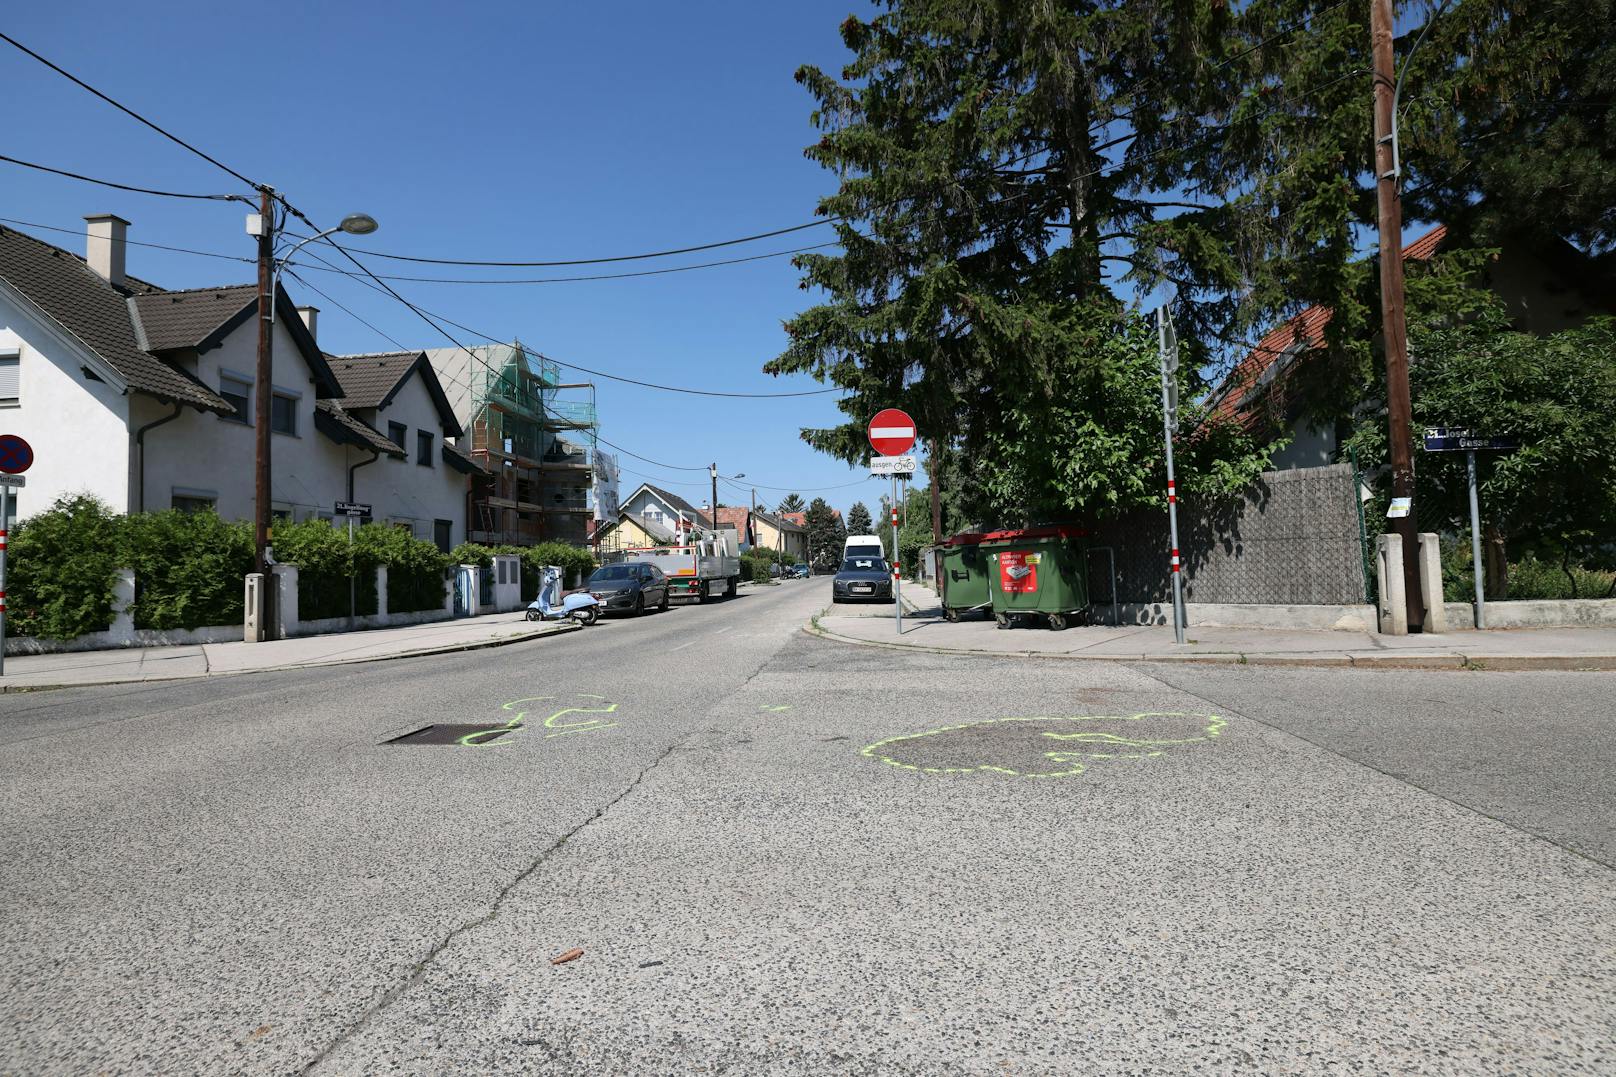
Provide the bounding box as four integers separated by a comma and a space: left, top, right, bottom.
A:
585, 562, 670, 615
791, 563, 811, 579
831, 555, 894, 603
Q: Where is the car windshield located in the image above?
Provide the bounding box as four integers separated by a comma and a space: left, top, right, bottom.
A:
841, 558, 887, 573
846, 546, 883, 558
589, 565, 635, 582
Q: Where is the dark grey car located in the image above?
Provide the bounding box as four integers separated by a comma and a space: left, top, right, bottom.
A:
586, 562, 670, 616
831, 556, 894, 603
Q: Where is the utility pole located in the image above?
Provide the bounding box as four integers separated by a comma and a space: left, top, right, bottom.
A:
709, 462, 719, 537
1372, 0, 1425, 630
253, 185, 275, 578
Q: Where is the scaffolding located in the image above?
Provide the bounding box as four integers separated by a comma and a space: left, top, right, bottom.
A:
427, 341, 598, 547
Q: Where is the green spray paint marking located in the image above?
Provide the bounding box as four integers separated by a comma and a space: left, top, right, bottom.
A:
760, 704, 792, 713
860, 712, 1226, 779
452, 695, 622, 746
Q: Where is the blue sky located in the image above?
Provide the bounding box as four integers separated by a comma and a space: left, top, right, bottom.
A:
1, 1, 896, 516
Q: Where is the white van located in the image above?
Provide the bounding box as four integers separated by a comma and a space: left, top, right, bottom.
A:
844, 534, 885, 560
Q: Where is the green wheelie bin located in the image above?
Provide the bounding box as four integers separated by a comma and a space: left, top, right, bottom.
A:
982, 525, 1090, 630
938, 531, 992, 621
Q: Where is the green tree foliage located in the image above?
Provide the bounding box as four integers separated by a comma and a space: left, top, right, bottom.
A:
846, 502, 874, 535
776, 493, 806, 515
767, 1, 1278, 523
122, 510, 254, 630
9, 494, 122, 640
358, 526, 452, 614
1345, 316, 1616, 579
805, 497, 842, 567
273, 519, 385, 621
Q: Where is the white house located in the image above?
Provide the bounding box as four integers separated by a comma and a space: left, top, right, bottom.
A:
0, 214, 480, 544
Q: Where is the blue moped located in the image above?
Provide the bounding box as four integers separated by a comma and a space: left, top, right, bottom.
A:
525, 566, 601, 626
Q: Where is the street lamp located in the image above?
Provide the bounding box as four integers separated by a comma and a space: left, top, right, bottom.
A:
247, 197, 378, 638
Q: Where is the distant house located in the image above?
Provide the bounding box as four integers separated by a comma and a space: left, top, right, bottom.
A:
1206, 225, 1616, 469
618, 482, 708, 536
0, 215, 476, 542
709, 504, 807, 559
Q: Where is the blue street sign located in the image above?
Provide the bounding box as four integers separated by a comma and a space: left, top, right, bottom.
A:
1422, 428, 1519, 453
0, 434, 33, 475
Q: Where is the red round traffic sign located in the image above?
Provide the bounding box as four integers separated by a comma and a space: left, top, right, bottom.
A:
0, 434, 33, 475
867, 408, 916, 456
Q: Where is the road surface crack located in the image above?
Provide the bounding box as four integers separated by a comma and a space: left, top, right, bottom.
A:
298, 731, 697, 1074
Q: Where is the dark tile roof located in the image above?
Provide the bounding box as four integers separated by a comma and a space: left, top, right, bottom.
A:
129, 285, 258, 353
0, 224, 233, 414
313, 400, 406, 457
442, 439, 490, 475
640, 483, 704, 520
326, 351, 463, 437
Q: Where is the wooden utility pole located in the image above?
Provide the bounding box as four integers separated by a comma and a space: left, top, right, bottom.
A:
1371, 0, 1425, 629
253, 185, 275, 577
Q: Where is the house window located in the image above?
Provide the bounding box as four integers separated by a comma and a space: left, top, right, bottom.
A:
219, 373, 251, 423
270, 391, 298, 435
417, 430, 433, 466
389, 421, 407, 449
434, 519, 452, 552
172, 494, 216, 514
0, 352, 18, 406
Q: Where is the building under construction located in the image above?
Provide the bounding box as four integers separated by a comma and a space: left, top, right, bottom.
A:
426, 342, 599, 546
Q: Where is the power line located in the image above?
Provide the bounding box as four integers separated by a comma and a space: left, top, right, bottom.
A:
0, 216, 253, 263
281, 239, 843, 285
593, 435, 709, 473
0, 30, 261, 193
281, 268, 414, 354
0, 156, 246, 202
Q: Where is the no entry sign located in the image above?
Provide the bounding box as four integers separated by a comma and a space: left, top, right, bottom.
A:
0, 434, 33, 475
867, 408, 916, 456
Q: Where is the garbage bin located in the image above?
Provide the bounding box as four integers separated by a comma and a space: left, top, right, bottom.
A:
938, 531, 992, 621
982, 525, 1090, 630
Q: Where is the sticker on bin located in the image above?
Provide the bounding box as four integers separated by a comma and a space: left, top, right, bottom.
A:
999, 550, 1038, 593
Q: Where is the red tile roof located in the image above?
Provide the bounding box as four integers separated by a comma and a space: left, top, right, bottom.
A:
1209, 225, 1447, 430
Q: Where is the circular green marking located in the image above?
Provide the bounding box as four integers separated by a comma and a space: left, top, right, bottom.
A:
860, 712, 1226, 779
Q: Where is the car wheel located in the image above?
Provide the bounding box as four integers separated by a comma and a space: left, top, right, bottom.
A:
994, 612, 1011, 630
633, 592, 646, 616
658, 588, 670, 611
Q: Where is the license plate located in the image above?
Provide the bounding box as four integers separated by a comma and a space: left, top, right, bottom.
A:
852, 584, 872, 593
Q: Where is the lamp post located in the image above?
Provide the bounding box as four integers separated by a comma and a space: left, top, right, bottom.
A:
248, 206, 378, 579
246, 202, 376, 642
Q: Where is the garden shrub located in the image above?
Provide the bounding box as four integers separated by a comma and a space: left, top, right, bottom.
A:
272, 519, 380, 622
449, 542, 495, 570
362, 525, 450, 614
8, 494, 121, 640
122, 510, 254, 629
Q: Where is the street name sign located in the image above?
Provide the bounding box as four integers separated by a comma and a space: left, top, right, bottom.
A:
0, 474, 26, 487
868, 408, 917, 456
869, 455, 916, 476
1422, 428, 1519, 453
334, 500, 372, 517
0, 434, 34, 474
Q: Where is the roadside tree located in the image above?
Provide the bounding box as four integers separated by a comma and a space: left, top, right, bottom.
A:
846, 502, 873, 536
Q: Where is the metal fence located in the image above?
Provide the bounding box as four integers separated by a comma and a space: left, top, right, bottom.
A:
1085, 463, 1370, 605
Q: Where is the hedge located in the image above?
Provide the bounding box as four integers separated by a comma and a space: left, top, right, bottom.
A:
272, 519, 382, 622
8, 494, 122, 640
123, 510, 254, 629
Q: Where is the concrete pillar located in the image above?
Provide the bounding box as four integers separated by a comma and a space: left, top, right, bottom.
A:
270, 564, 299, 639
1418, 533, 1447, 634
376, 565, 389, 620
110, 568, 136, 642
442, 569, 456, 618
1375, 535, 1408, 635
245, 573, 267, 643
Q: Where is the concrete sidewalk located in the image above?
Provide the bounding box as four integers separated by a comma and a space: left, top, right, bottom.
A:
814, 580, 1616, 670
0, 611, 578, 691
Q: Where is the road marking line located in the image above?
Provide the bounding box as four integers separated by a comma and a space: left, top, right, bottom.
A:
669, 640, 699, 652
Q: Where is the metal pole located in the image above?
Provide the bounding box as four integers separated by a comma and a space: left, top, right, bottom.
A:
892, 475, 902, 634
348, 514, 356, 626
1468, 449, 1486, 628
1158, 307, 1186, 644
1372, 0, 1425, 631
0, 483, 8, 676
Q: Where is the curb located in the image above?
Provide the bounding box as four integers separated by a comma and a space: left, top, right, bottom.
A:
801, 620, 1616, 671
0, 620, 583, 693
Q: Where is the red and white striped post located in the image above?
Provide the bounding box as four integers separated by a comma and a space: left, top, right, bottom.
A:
1159, 307, 1186, 644
0, 483, 9, 675
890, 495, 902, 634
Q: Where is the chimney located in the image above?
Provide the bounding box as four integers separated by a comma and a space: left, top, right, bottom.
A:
84, 214, 131, 287
297, 306, 319, 341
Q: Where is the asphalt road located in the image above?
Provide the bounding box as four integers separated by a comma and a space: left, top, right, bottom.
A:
2, 579, 1612, 1075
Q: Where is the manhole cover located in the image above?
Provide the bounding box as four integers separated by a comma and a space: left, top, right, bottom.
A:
387, 724, 520, 746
